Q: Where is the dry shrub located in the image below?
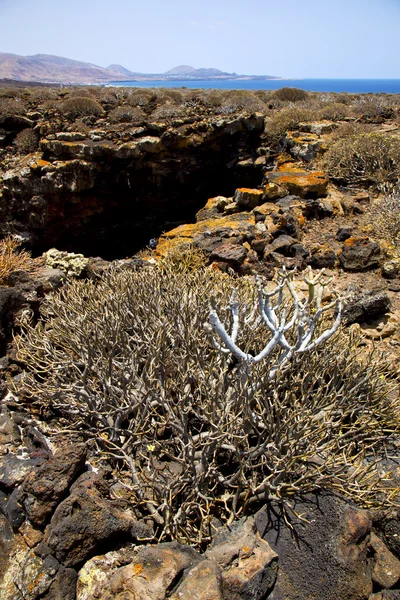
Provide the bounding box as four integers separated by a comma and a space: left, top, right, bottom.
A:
322, 132, 400, 187
27, 88, 58, 104
265, 106, 315, 135
271, 87, 309, 103
196, 89, 225, 109
61, 96, 105, 119
13, 260, 400, 546
330, 121, 374, 141
218, 90, 267, 114
108, 105, 145, 124
0, 236, 39, 284
0, 98, 26, 117
13, 128, 39, 153
351, 96, 395, 122
128, 90, 155, 110
368, 185, 400, 253
150, 103, 187, 121
317, 102, 350, 121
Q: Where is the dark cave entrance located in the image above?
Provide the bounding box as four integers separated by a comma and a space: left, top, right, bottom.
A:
34, 150, 265, 260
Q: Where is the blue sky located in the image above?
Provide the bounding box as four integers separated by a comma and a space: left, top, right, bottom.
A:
1, 0, 399, 77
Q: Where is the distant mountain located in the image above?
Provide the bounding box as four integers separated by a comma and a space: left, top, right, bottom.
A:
0, 53, 279, 84
165, 65, 238, 78
0, 53, 130, 83
106, 64, 141, 77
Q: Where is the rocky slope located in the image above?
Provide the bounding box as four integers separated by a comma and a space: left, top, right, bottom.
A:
1, 87, 400, 599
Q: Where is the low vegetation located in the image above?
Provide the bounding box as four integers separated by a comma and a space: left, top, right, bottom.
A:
13, 252, 400, 546
321, 132, 400, 187
0, 236, 40, 284
61, 96, 105, 119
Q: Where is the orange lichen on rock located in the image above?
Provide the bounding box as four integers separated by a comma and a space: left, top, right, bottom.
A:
156, 213, 255, 257
268, 170, 328, 199
132, 563, 144, 577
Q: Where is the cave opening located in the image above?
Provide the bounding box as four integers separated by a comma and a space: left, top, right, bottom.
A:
34, 156, 265, 260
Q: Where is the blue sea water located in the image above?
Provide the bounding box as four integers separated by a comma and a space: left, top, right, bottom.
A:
108, 79, 400, 94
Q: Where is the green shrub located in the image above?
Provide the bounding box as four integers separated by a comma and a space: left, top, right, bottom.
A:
13, 261, 399, 546
61, 96, 104, 119
271, 87, 309, 102
321, 132, 400, 187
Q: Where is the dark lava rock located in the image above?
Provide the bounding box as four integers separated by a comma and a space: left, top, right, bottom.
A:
234, 188, 263, 210
343, 291, 392, 325
338, 237, 381, 271
255, 492, 373, 600
336, 227, 353, 242
210, 243, 248, 267
0, 452, 46, 489
309, 244, 337, 268
40, 565, 78, 600
21, 444, 87, 527
264, 235, 297, 257
0, 286, 24, 356
45, 472, 153, 567
2, 487, 25, 529
291, 243, 310, 260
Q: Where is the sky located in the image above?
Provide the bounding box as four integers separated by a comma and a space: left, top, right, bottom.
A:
0, 0, 399, 78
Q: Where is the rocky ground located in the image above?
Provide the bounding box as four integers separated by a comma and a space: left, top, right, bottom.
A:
1, 86, 400, 598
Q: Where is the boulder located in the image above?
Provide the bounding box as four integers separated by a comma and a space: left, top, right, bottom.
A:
0, 286, 24, 356
156, 213, 256, 259
0, 513, 56, 600
210, 243, 248, 267
20, 444, 87, 528
370, 532, 400, 589
44, 472, 152, 567
205, 517, 278, 600
267, 169, 328, 199
264, 234, 297, 257
43, 248, 89, 277
234, 188, 264, 211
285, 131, 324, 162
101, 543, 200, 600
342, 291, 392, 325
309, 243, 337, 268
196, 196, 229, 221
338, 237, 381, 271
256, 492, 373, 600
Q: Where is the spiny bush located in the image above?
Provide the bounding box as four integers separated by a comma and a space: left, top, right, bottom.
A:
0, 236, 40, 284
150, 103, 187, 121
368, 184, 400, 254
352, 96, 396, 122
13, 128, 39, 153
321, 132, 400, 187
108, 105, 145, 124
128, 90, 155, 111
0, 97, 27, 117
265, 106, 315, 135
61, 96, 105, 119
13, 258, 399, 546
218, 90, 267, 114
317, 102, 350, 121
271, 87, 309, 103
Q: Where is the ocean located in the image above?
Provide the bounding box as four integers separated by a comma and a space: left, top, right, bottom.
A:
108, 79, 400, 94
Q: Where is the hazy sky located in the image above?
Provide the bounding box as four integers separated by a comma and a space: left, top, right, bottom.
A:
1, 0, 399, 78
